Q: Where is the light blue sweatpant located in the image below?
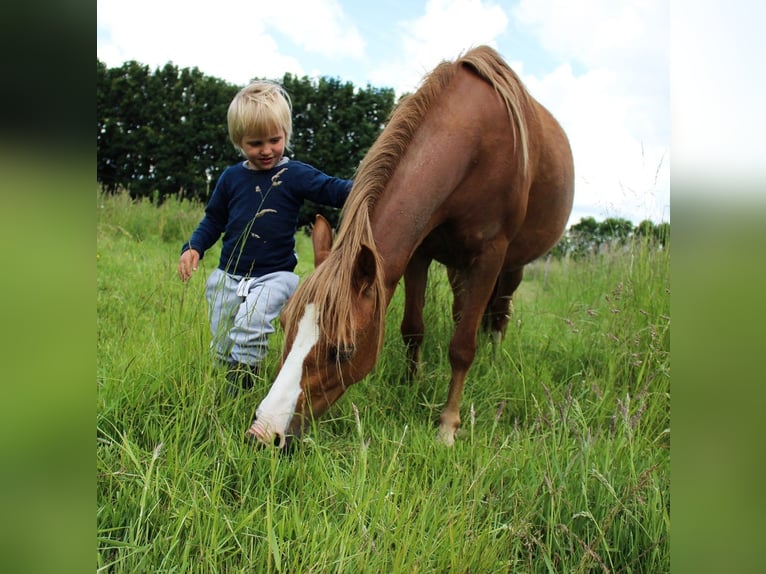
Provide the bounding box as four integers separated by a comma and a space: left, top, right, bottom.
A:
205, 268, 299, 368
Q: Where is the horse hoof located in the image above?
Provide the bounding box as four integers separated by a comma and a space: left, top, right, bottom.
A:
436, 427, 457, 446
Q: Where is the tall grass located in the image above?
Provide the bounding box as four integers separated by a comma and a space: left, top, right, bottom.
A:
97, 190, 669, 572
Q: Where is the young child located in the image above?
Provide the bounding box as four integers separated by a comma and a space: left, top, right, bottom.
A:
178, 80, 352, 392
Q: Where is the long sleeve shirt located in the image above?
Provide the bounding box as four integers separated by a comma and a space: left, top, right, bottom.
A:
182, 158, 352, 277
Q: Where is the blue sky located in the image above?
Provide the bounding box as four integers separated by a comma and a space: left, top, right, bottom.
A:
97, 0, 671, 225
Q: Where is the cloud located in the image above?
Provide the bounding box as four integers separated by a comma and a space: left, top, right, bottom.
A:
518, 62, 667, 224
265, 0, 366, 58
512, 0, 669, 223
514, 0, 666, 65
369, 0, 509, 94
96, 0, 364, 85
513, 0, 668, 143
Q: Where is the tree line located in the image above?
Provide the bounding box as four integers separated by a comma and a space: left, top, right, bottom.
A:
97, 59, 669, 246
550, 216, 670, 258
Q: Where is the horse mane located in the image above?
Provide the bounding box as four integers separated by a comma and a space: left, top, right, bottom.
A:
457, 45, 533, 176
283, 46, 532, 356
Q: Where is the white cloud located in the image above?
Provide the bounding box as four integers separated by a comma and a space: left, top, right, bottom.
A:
266, 0, 366, 58
519, 63, 668, 224
96, 0, 364, 85
513, 0, 668, 142
369, 0, 509, 94
514, 0, 666, 65
512, 0, 669, 223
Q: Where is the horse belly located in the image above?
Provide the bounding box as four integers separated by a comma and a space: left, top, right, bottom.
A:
418, 220, 502, 270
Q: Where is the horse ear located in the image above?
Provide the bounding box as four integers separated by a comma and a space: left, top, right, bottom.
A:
311, 214, 333, 268
352, 244, 377, 295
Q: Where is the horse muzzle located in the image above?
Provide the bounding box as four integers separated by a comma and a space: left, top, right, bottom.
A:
244, 414, 301, 453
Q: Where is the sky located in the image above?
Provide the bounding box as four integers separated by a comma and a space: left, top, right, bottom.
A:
97, 0, 670, 225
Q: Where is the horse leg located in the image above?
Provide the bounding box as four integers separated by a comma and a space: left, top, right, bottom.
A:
447, 267, 466, 325
438, 246, 507, 445
401, 249, 430, 382
482, 267, 524, 351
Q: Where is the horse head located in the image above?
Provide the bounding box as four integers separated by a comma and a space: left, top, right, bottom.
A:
245, 214, 386, 450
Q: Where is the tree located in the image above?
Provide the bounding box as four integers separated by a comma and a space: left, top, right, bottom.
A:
598, 217, 633, 248
569, 216, 601, 257
634, 219, 656, 239
145, 63, 240, 200
97, 59, 240, 201
97, 60, 154, 194
550, 216, 670, 259
635, 219, 670, 248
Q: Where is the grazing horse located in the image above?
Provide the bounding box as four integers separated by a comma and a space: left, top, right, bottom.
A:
246, 46, 574, 449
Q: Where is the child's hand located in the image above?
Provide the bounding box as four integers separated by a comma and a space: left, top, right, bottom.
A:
178, 249, 200, 282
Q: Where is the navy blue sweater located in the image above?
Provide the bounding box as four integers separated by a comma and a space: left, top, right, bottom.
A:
182, 159, 352, 277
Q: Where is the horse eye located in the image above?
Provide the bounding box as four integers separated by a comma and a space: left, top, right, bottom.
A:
329, 343, 355, 363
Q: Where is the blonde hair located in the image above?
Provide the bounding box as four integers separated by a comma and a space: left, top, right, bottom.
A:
227, 80, 293, 152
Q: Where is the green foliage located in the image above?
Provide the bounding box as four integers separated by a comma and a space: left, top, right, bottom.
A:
552, 216, 670, 259
635, 220, 670, 247
599, 217, 634, 242
96, 60, 396, 223
97, 195, 670, 572
97, 60, 240, 201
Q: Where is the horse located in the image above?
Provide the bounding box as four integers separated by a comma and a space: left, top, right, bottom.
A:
246, 45, 574, 449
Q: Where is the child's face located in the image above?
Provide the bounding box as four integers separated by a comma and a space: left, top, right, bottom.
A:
240, 130, 286, 171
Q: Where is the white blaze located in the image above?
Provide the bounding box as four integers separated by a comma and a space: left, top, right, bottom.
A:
253, 303, 319, 443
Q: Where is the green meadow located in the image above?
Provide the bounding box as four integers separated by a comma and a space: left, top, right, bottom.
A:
97, 191, 669, 572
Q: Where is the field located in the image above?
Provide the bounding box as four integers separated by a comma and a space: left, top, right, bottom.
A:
97, 192, 670, 572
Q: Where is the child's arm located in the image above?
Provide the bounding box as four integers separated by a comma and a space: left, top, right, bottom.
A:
176, 170, 232, 281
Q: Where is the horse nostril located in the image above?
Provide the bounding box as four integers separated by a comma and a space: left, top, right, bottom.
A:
274, 432, 295, 451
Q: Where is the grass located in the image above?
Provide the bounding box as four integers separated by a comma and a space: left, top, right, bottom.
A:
97, 190, 669, 572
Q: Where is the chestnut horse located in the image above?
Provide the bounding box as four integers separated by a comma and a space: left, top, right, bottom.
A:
246, 46, 574, 449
